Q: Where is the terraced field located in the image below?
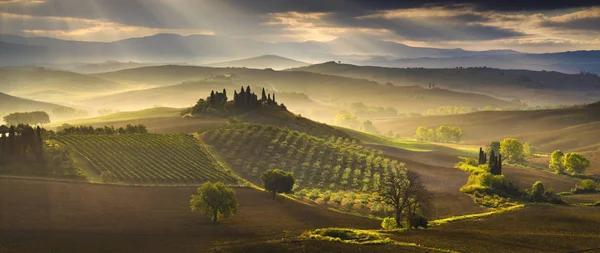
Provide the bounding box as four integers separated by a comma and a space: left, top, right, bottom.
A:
52, 134, 237, 184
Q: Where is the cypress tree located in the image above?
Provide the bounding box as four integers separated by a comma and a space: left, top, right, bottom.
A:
262, 87, 267, 101
478, 147, 484, 164
272, 93, 276, 104
267, 94, 272, 104
246, 85, 251, 97
497, 154, 502, 175
8, 125, 15, 156
489, 150, 496, 174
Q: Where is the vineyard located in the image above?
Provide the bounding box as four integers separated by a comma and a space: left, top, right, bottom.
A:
199, 123, 406, 214
52, 134, 237, 184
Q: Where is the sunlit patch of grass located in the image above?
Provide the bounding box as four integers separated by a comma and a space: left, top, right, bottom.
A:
429, 204, 525, 227
303, 227, 459, 252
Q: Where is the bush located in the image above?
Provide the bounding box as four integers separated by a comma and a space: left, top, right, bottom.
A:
549, 150, 565, 173
572, 179, 597, 193
500, 138, 524, 162
525, 181, 563, 204
381, 217, 399, 229
100, 171, 115, 183
409, 213, 428, 229
562, 152, 590, 175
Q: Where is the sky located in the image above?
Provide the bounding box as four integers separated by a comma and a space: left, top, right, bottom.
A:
1, 0, 599, 53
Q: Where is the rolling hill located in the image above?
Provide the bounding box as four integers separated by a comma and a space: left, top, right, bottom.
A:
90, 65, 516, 114
207, 55, 309, 70
288, 61, 600, 105
372, 102, 600, 153
68, 61, 160, 74
0, 92, 64, 115
0, 67, 129, 103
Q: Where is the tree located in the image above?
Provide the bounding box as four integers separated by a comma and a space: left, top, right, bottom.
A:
190, 182, 238, 222
549, 150, 565, 173
487, 141, 500, 154
530, 181, 545, 202
523, 142, 535, 157
500, 138, 523, 162
261, 169, 295, 198
379, 167, 430, 228
414, 126, 429, 141
562, 152, 590, 175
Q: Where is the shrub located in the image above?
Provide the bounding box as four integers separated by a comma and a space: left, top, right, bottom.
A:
381, 217, 398, 229
409, 213, 429, 229
549, 150, 565, 173
572, 179, 597, 193
500, 138, 524, 162
100, 171, 115, 183
307, 189, 320, 200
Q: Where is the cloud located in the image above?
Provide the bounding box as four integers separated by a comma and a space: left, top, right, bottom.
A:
538, 7, 600, 31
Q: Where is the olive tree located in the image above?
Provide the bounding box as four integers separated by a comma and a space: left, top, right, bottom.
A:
190, 182, 238, 222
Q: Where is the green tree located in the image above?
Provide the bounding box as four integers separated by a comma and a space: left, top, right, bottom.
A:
261, 169, 295, 198
562, 152, 590, 175
530, 181, 545, 202
549, 150, 565, 173
190, 182, 238, 222
500, 138, 524, 162
523, 142, 535, 157
414, 126, 429, 141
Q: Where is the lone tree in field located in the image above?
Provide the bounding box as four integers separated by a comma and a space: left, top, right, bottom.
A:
562, 152, 590, 175
500, 138, 524, 162
190, 182, 238, 222
379, 167, 430, 228
261, 169, 294, 198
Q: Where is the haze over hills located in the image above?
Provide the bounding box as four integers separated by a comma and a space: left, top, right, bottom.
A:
207, 55, 309, 70
67, 61, 162, 74
85, 65, 515, 114
290, 62, 600, 105
0, 92, 64, 115
0, 66, 130, 103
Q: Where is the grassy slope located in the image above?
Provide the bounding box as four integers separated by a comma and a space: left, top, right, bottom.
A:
91, 65, 515, 112
373, 105, 600, 152
288, 62, 600, 105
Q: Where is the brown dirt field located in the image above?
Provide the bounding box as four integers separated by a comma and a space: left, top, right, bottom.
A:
0, 178, 379, 253
501, 165, 579, 193
392, 205, 600, 253
365, 144, 485, 219
563, 193, 600, 204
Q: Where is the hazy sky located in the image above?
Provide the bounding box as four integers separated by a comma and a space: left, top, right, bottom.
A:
1, 0, 599, 52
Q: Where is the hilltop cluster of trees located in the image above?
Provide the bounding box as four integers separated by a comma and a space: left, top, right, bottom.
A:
0, 124, 45, 164
414, 125, 463, 143
3, 111, 50, 125
189, 86, 283, 115
56, 124, 148, 135
549, 150, 590, 175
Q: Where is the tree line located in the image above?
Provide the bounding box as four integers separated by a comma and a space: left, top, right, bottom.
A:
414, 125, 463, 143
56, 124, 148, 135
0, 124, 45, 164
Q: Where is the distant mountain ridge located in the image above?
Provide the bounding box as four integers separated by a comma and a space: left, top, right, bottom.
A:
206, 55, 309, 70
0, 92, 63, 114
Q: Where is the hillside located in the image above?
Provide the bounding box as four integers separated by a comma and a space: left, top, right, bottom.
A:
0, 67, 128, 103
207, 55, 309, 70
0, 92, 64, 115
289, 62, 600, 105
372, 104, 600, 152
91, 65, 515, 113
199, 123, 482, 218
51, 133, 237, 184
